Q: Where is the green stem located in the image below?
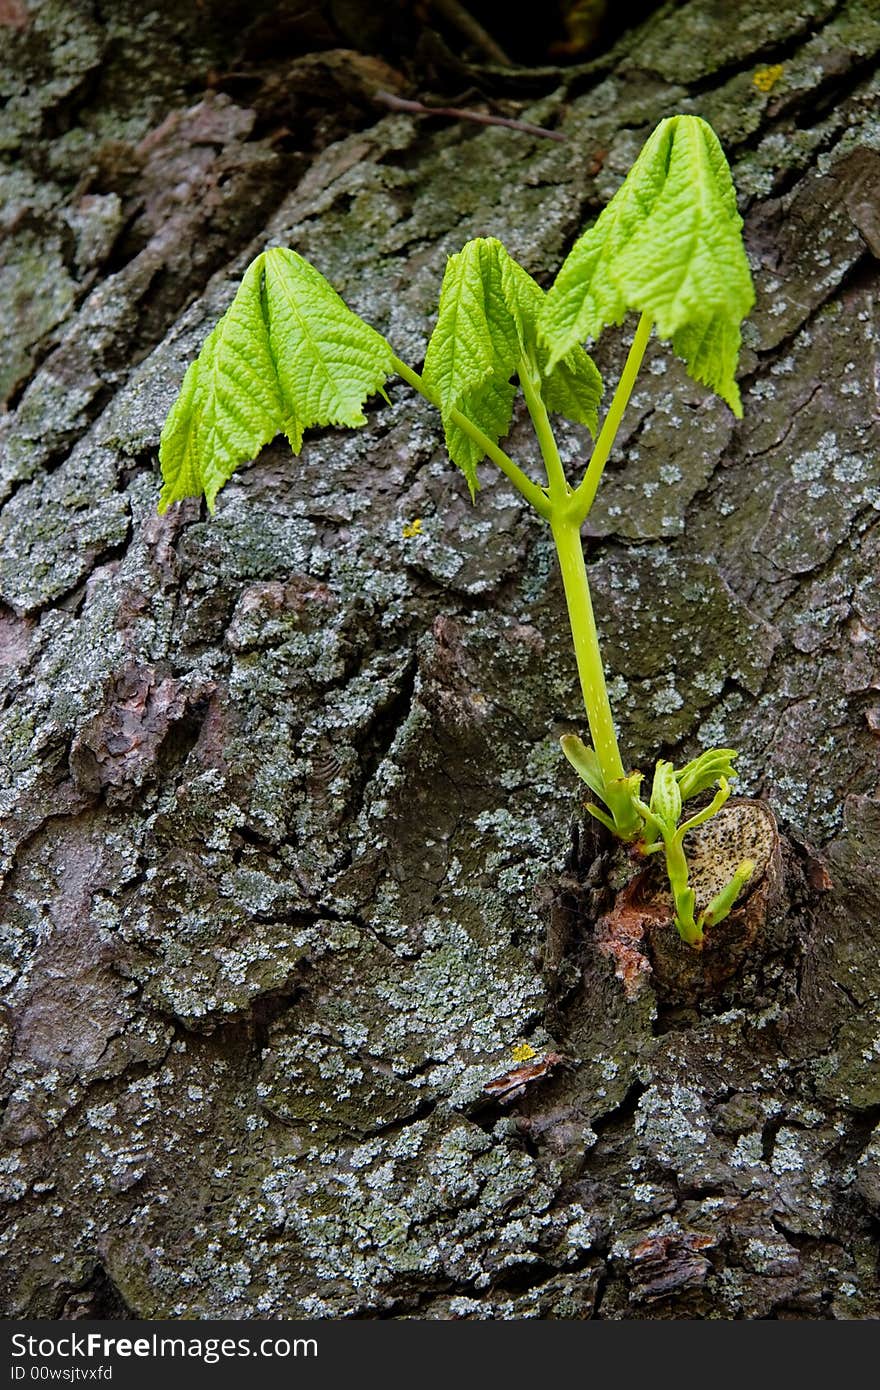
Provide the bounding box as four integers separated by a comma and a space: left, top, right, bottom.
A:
567, 311, 653, 526
390, 355, 552, 519
551, 515, 625, 789
518, 353, 568, 504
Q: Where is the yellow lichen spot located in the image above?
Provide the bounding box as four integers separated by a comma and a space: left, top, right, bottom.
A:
753, 64, 784, 94
511, 1041, 536, 1062
402, 518, 423, 539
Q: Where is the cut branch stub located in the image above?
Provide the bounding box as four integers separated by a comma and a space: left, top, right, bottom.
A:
597, 799, 784, 1003
646, 799, 783, 1000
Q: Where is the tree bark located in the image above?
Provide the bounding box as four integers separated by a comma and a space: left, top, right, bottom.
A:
2, 0, 880, 1319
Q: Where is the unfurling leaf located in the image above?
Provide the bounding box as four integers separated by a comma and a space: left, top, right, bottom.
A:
159, 248, 393, 512
423, 238, 602, 495
649, 759, 682, 829
538, 115, 754, 413
676, 747, 738, 800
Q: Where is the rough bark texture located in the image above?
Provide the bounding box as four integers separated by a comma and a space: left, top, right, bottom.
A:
2, 0, 880, 1319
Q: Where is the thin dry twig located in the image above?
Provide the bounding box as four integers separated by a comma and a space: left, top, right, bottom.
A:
374, 90, 566, 142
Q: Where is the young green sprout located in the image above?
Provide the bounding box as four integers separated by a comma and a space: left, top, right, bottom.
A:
633, 758, 755, 947
158, 114, 757, 948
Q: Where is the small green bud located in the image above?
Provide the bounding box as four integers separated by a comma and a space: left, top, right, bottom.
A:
649, 760, 682, 829
701, 858, 755, 929
560, 734, 606, 798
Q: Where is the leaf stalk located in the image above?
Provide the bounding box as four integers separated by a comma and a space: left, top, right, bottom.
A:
517, 353, 569, 505
567, 311, 653, 526
390, 355, 552, 519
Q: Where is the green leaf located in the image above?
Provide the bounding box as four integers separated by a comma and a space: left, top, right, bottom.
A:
423, 238, 601, 495
261, 248, 393, 446
159, 247, 393, 512
159, 257, 285, 513
539, 115, 754, 414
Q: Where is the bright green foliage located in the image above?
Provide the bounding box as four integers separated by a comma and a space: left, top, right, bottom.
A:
158, 114, 760, 952
159, 248, 393, 512
261, 249, 393, 447
423, 238, 602, 495
158, 257, 284, 513
539, 115, 754, 413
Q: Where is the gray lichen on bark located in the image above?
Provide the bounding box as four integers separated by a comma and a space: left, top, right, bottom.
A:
2, 0, 880, 1319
